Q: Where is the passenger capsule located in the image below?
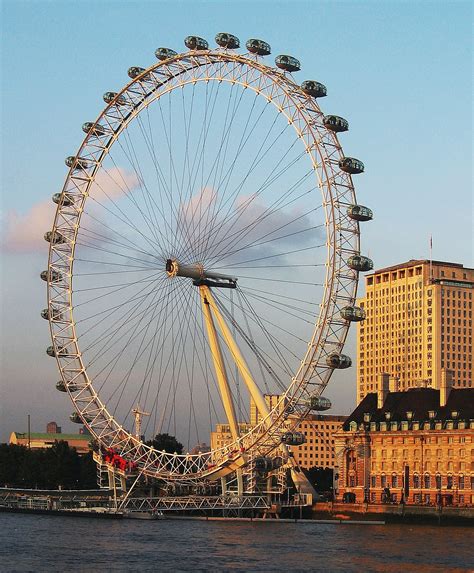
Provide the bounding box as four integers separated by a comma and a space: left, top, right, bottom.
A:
347, 255, 373, 272
41, 307, 63, 321
339, 157, 364, 174
254, 456, 282, 472
52, 192, 74, 207
47, 345, 67, 358
44, 231, 66, 245
82, 122, 107, 136
281, 431, 306, 446
326, 353, 352, 369
246, 39, 271, 55
347, 204, 373, 222
56, 380, 79, 393
215, 32, 240, 49
65, 156, 90, 171
70, 412, 92, 424
275, 55, 301, 72
341, 305, 366, 322
40, 269, 62, 283
301, 80, 327, 98
103, 92, 127, 106
323, 115, 349, 133
128, 66, 146, 79
155, 47, 177, 60
308, 395, 332, 411
272, 456, 284, 470
184, 36, 209, 50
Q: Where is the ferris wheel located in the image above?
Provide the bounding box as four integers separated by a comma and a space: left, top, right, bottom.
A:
42, 33, 373, 491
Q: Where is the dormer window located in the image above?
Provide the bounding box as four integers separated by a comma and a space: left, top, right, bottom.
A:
363, 413, 372, 423
451, 411, 459, 419
385, 412, 391, 421
428, 410, 436, 419
406, 411, 413, 420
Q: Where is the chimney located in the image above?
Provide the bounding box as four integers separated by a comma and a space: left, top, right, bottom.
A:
389, 376, 399, 393
440, 369, 454, 407
377, 373, 390, 408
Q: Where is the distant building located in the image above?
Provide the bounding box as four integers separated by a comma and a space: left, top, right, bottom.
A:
9, 422, 91, 454
292, 414, 347, 470
211, 394, 347, 470
357, 260, 473, 403
334, 370, 474, 506
46, 421, 61, 434
210, 423, 253, 452
189, 442, 211, 455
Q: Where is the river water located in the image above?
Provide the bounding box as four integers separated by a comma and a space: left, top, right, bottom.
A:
0, 513, 472, 572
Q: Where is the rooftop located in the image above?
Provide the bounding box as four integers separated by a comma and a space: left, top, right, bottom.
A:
342, 387, 474, 430
12, 432, 91, 441
366, 259, 472, 277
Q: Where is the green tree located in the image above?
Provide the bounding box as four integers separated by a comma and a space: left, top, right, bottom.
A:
0, 442, 97, 490
147, 433, 183, 454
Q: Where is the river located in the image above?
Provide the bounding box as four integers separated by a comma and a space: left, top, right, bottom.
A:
0, 513, 472, 572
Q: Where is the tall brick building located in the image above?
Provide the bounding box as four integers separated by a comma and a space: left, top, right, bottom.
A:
334, 372, 474, 506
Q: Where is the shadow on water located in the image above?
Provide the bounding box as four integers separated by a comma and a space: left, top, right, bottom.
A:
1, 514, 473, 572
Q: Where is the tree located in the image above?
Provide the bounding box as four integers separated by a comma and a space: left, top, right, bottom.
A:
147, 433, 183, 454
0, 442, 97, 489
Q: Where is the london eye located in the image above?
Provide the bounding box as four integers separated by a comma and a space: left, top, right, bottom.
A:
42, 33, 373, 495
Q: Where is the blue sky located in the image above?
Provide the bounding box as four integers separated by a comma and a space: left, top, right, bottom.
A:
1, 0, 472, 442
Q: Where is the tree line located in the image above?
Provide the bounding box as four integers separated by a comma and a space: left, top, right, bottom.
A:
0, 442, 97, 489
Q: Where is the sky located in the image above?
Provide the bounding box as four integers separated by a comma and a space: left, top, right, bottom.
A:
0, 0, 472, 443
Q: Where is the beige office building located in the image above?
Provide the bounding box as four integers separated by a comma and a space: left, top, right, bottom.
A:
357, 260, 473, 403
211, 394, 346, 470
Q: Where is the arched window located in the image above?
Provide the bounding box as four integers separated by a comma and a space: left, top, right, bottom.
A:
447, 474, 453, 489
459, 475, 465, 490
424, 474, 431, 489
435, 474, 442, 489
413, 474, 420, 488
391, 473, 398, 488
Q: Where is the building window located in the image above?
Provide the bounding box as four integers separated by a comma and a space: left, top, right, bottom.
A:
391, 474, 398, 488
424, 474, 431, 489
459, 475, 464, 490
435, 474, 442, 489
381, 475, 387, 488
413, 474, 420, 488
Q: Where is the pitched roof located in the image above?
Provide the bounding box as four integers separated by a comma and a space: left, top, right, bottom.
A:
343, 387, 474, 430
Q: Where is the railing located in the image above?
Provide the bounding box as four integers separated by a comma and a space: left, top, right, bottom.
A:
121, 495, 271, 512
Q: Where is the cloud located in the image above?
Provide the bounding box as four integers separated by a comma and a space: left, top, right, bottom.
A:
1, 200, 54, 254
178, 188, 322, 266
1, 167, 139, 255
88, 167, 139, 204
